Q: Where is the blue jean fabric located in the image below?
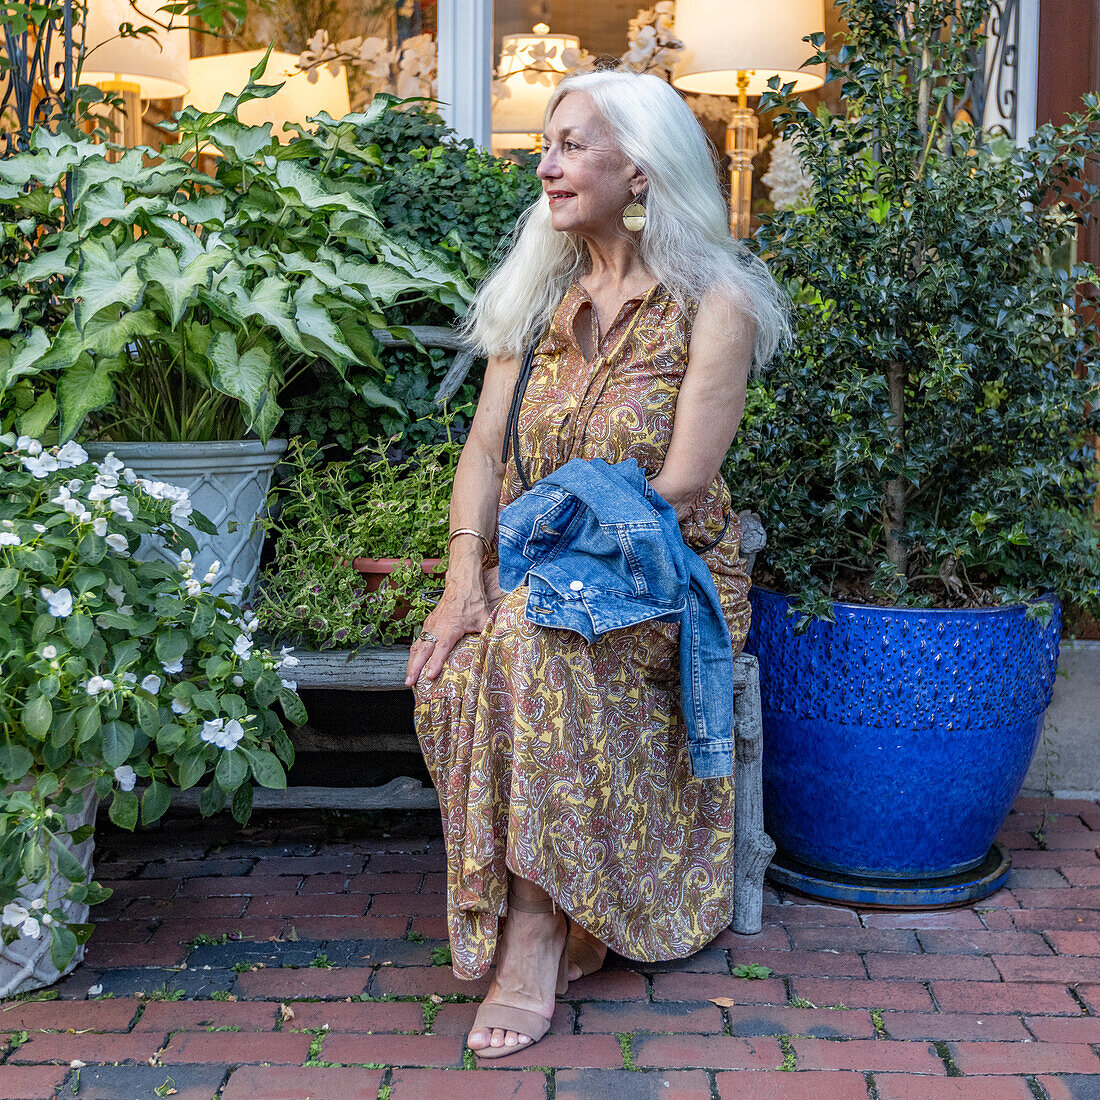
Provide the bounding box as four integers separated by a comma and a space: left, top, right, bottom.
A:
497, 456, 734, 779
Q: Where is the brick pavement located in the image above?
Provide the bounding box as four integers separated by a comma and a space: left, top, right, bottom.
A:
0, 797, 1097, 1098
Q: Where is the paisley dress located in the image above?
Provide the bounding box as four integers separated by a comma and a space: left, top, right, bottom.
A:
413, 280, 751, 980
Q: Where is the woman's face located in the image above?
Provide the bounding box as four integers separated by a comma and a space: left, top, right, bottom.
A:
537, 92, 642, 238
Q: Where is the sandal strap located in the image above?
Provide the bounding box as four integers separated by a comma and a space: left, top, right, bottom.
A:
567, 933, 605, 978
507, 889, 557, 915
472, 1001, 553, 1043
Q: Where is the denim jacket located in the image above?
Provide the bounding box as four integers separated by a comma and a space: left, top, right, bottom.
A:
497, 457, 734, 780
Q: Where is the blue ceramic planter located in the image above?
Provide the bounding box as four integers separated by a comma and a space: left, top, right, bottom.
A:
744, 588, 1061, 907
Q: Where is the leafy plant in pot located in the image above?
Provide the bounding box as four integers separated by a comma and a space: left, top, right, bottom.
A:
732, 0, 1100, 906
0, 436, 305, 994
254, 430, 460, 650
0, 58, 474, 595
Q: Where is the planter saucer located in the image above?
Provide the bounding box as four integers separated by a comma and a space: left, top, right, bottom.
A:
766, 841, 1012, 910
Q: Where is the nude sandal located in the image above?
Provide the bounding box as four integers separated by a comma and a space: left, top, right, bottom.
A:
469, 890, 568, 1060
566, 931, 606, 979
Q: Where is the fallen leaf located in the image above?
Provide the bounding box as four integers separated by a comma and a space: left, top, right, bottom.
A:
285, 926, 299, 942
429, 994, 443, 1005
279, 1003, 295, 1022
709, 997, 735, 1008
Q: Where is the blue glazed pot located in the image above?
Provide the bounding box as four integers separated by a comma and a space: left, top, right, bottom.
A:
744, 588, 1061, 906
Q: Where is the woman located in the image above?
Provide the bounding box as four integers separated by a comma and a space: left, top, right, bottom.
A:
404, 68, 789, 1059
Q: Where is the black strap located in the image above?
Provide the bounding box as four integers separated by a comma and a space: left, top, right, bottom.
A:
693, 511, 731, 553
501, 338, 540, 491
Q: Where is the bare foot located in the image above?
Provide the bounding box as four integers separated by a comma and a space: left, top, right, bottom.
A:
566, 923, 608, 982
467, 881, 566, 1054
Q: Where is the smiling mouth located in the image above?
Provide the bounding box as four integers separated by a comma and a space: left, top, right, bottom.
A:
547, 191, 575, 202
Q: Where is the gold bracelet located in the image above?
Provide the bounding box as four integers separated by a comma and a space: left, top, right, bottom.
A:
447, 528, 492, 556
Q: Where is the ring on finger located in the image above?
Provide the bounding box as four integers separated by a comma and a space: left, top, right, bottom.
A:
417, 629, 438, 645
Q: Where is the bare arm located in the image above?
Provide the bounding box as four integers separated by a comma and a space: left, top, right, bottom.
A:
649, 291, 755, 519
404, 352, 519, 685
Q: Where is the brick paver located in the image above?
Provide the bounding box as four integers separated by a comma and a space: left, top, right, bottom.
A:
0, 795, 1095, 1098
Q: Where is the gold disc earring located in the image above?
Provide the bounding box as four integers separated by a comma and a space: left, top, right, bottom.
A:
622, 200, 647, 232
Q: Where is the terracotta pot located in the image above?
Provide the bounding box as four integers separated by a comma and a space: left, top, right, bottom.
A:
350, 557, 444, 626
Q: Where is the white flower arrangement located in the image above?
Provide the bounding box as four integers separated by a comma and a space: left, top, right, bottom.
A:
0, 436, 306, 970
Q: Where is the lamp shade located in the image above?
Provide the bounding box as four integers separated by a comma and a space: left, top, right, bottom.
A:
80, 0, 190, 98
183, 49, 351, 132
671, 0, 825, 96
492, 24, 580, 137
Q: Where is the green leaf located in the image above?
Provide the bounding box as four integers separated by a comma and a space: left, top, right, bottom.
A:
155, 630, 188, 667
177, 752, 206, 790
76, 705, 101, 746
52, 836, 86, 884
67, 241, 145, 329
100, 720, 135, 768
0, 567, 18, 599
207, 332, 280, 443
214, 748, 248, 792
108, 788, 138, 830
198, 780, 226, 815
57, 355, 118, 442
244, 747, 286, 790
138, 244, 230, 327
0, 326, 51, 395
64, 614, 93, 648
141, 781, 171, 825
279, 687, 307, 726
49, 924, 78, 972
22, 695, 52, 740
0, 744, 33, 782
230, 782, 253, 825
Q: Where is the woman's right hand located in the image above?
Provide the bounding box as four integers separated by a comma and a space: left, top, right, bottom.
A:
405, 577, 492, 687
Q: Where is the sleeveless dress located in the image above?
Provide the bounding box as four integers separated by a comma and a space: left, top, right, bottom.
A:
412, 280, 751, 979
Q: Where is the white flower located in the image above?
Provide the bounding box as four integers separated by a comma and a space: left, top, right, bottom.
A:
18, 917, 41, 939
247, 617, 259, 633
185, 579, 202, 597
122, 468, 137, 485
108, 496, 133, 521
67, 478, 84, 493
85, 675, 113, 695
206, 559, 222, 578
171, 697, 191, 715
87, 984, 102, 996
56, 441, 89, 468
21, 453, 59, 478
87, 483, 117, 502
170, 499, 193, 523
2, 902, 28, 927
120, 672, 137, 686
105, 533, 129, 554
106, 582, 126, 607
232, 674, 244, 687
278, 647, 301, 669
232, 634, 252, 660
77, 510, 92, 525
200, 718, 225, 744
92, 517, 108, 536
29, 898, 45, 911
140, 674, 161, 694
97, 453, 124, 476
0, 532, 20, 546
161, 658, 184, 675
62, 498, 83, 517
40, 587, 73, 618
226, 578, 244, 598
113, 765, 137, 791
281, 679, 297, 692
180, 548, 192, 563
16, 436, 42, 455
42, 913, 53, 925
41, 645, 57, 659
32, 523, 45, 534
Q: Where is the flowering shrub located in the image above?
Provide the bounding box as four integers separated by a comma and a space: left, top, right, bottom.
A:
0, 436, 305, 970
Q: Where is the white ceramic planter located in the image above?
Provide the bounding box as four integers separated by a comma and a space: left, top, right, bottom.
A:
84, 440, 287, 596
0, 786, 98, 997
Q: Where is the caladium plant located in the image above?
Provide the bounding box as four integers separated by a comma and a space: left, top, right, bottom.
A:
0, 56, 476, 443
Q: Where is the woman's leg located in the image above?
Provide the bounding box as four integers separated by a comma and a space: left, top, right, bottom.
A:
467, 876, 567, 1052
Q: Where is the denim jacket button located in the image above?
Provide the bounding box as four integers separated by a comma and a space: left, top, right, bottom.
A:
569, 580, 584, 591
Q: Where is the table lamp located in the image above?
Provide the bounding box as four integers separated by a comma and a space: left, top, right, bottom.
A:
672, 0, 825, 237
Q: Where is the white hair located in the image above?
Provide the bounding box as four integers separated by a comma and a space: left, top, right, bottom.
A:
460, 69, 791, 369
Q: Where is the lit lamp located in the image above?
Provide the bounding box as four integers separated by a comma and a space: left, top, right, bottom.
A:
672, 0, 825, 237
492, 24, 579, 154
183, 49, 350, 139
80, 0, 191, 146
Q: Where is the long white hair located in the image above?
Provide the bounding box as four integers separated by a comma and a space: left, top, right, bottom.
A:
461, 69, 791, 369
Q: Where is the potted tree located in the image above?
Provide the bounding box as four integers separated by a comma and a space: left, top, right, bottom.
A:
0, 436, 305, 994
0, 60, 474, 595
732, 0, 1100, 906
